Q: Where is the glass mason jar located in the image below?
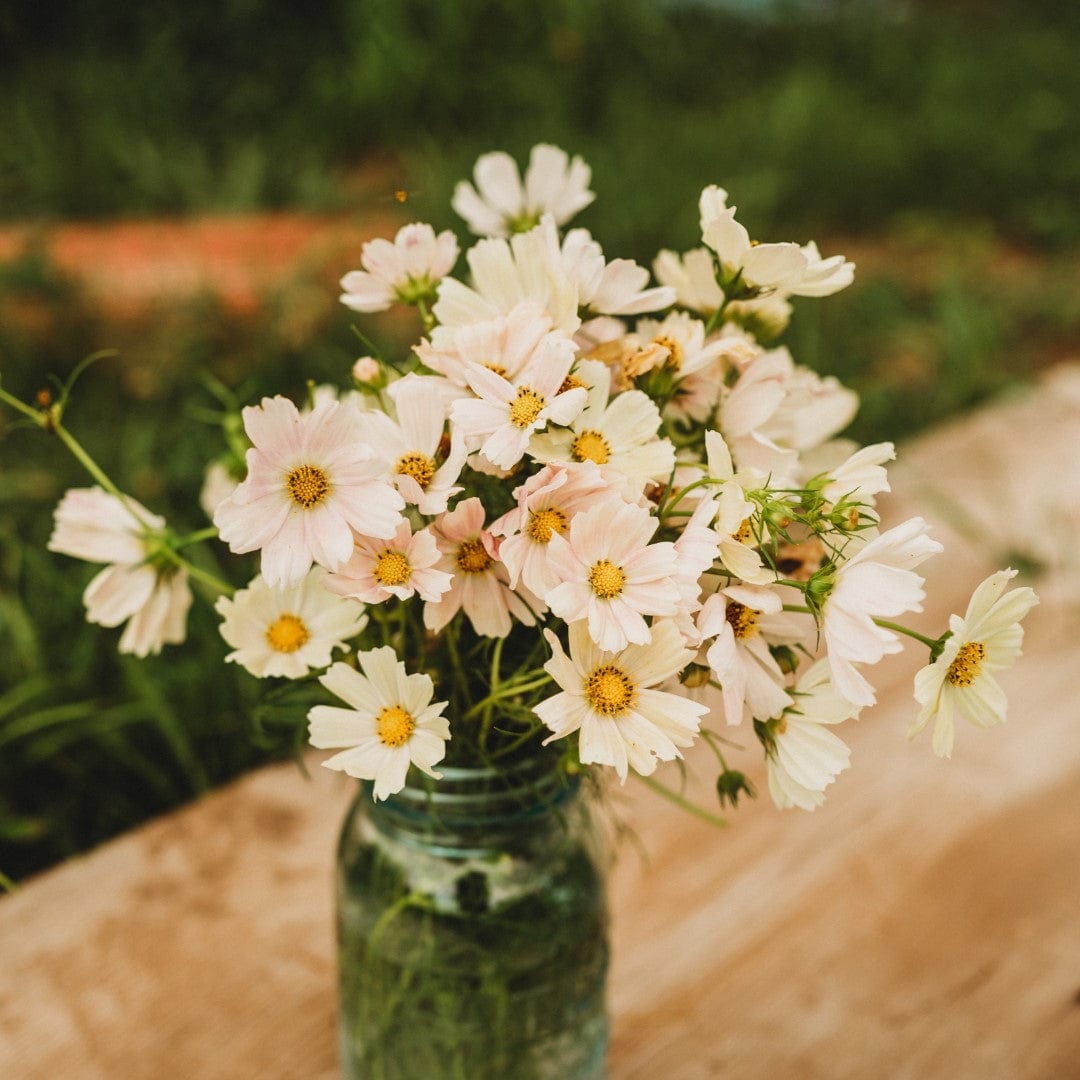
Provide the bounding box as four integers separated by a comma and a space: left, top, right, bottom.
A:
335, 753, 610, 1080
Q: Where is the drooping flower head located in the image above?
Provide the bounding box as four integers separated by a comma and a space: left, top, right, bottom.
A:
48, 486, 192, 658
762, 659, 860, 811
822, 517, 944, 708
214, 395, 405, 588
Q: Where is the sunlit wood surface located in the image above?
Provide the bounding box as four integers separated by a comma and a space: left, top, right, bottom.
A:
2, 368, 1079, 1079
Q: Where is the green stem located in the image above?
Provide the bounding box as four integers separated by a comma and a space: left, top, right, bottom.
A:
0, 868, 17, 893
0, 384, 44, 424
174, 526, 219, 549
873, 618, 942, 652
158, 547, 233, 596
463, 673, 551, 721
635, 772, 728, 828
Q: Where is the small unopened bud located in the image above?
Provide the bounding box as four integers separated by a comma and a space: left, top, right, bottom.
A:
770, 644, 799, 675
352, 356, 383, 386
717, 769, 756, 809
680, 663, 711, 689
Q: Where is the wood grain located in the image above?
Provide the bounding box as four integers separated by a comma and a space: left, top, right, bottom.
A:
2, 368, 1079, 1079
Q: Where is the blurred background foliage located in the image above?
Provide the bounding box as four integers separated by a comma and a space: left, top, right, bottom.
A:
1, 0, 1078, 880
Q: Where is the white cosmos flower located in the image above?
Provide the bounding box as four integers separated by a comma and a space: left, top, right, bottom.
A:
324, 521, 452, 605
423, 497, 542, 638
356, 374, 467, 517
545, 500, 678, 652
703, 429, 774, 585
536, 620, 707, 782
452, 143, 595, 237
214, 396, 405, 588
529, 359, 675, 489
553, 223, 676, 317
822, 517, 944, 708
816, 442, 895, 509
489, 461, 616, 597
909, 569, 1039, 758
433, 223, 580, 335
48, 486, 192, 658
451, 329, 586, 470
340, 222, 459, 313
697, 584, 794, 726
215, 569, 367, 679
765, 659, 860, 811
701, 198, 854, 299
652, 248, 724, 317
309, 647, 450, 801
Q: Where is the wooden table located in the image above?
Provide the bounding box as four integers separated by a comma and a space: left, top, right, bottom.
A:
3, 369, 1080, 1079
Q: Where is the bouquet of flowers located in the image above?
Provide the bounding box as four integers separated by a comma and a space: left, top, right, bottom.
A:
2, 143, 1039, 816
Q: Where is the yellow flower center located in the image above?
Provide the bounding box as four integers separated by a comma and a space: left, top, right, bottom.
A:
571, 429, 610, 465
588, 559, 625, 599
265, 613, 310, 654
484, 362, 508, 378
509, 385, 546, 429
725, 601, 760, 639
585, 664, 636, 716
376, 704, 415, 748
732, 518, 755, 545
456, 538, 493, 574
558, 373, 586, 394
285, 464, 330, 509
946, 641, 986, 687
374, 549, 411, 587
395, 452, 436, 491
526, 507, 568, 544
653, 334, 685, 371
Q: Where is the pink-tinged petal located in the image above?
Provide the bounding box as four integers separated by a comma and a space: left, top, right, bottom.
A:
340, 272, 395, 313
261, 521, 316, 587
83, 564, 157, 627
460, 571, 512, 638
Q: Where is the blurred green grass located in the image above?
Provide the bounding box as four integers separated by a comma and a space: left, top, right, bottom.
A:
1, 0, 1078, 881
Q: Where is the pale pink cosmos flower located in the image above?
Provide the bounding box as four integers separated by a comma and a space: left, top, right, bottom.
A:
536, 620, 707, 782
418, 301, 561, 389
451, 331, 586, 470
324, 521, 452, 605
545, 500, 678, 652
452, 144, 595, 238
822, 517, 944, 708
48, 487, 192, 658
356, 374, 467, 517
423, 498, 542, 639
697, 584, 795, 726
340, 222, 458, 313
214, 396, 405, 588
489, 461, 618, 597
